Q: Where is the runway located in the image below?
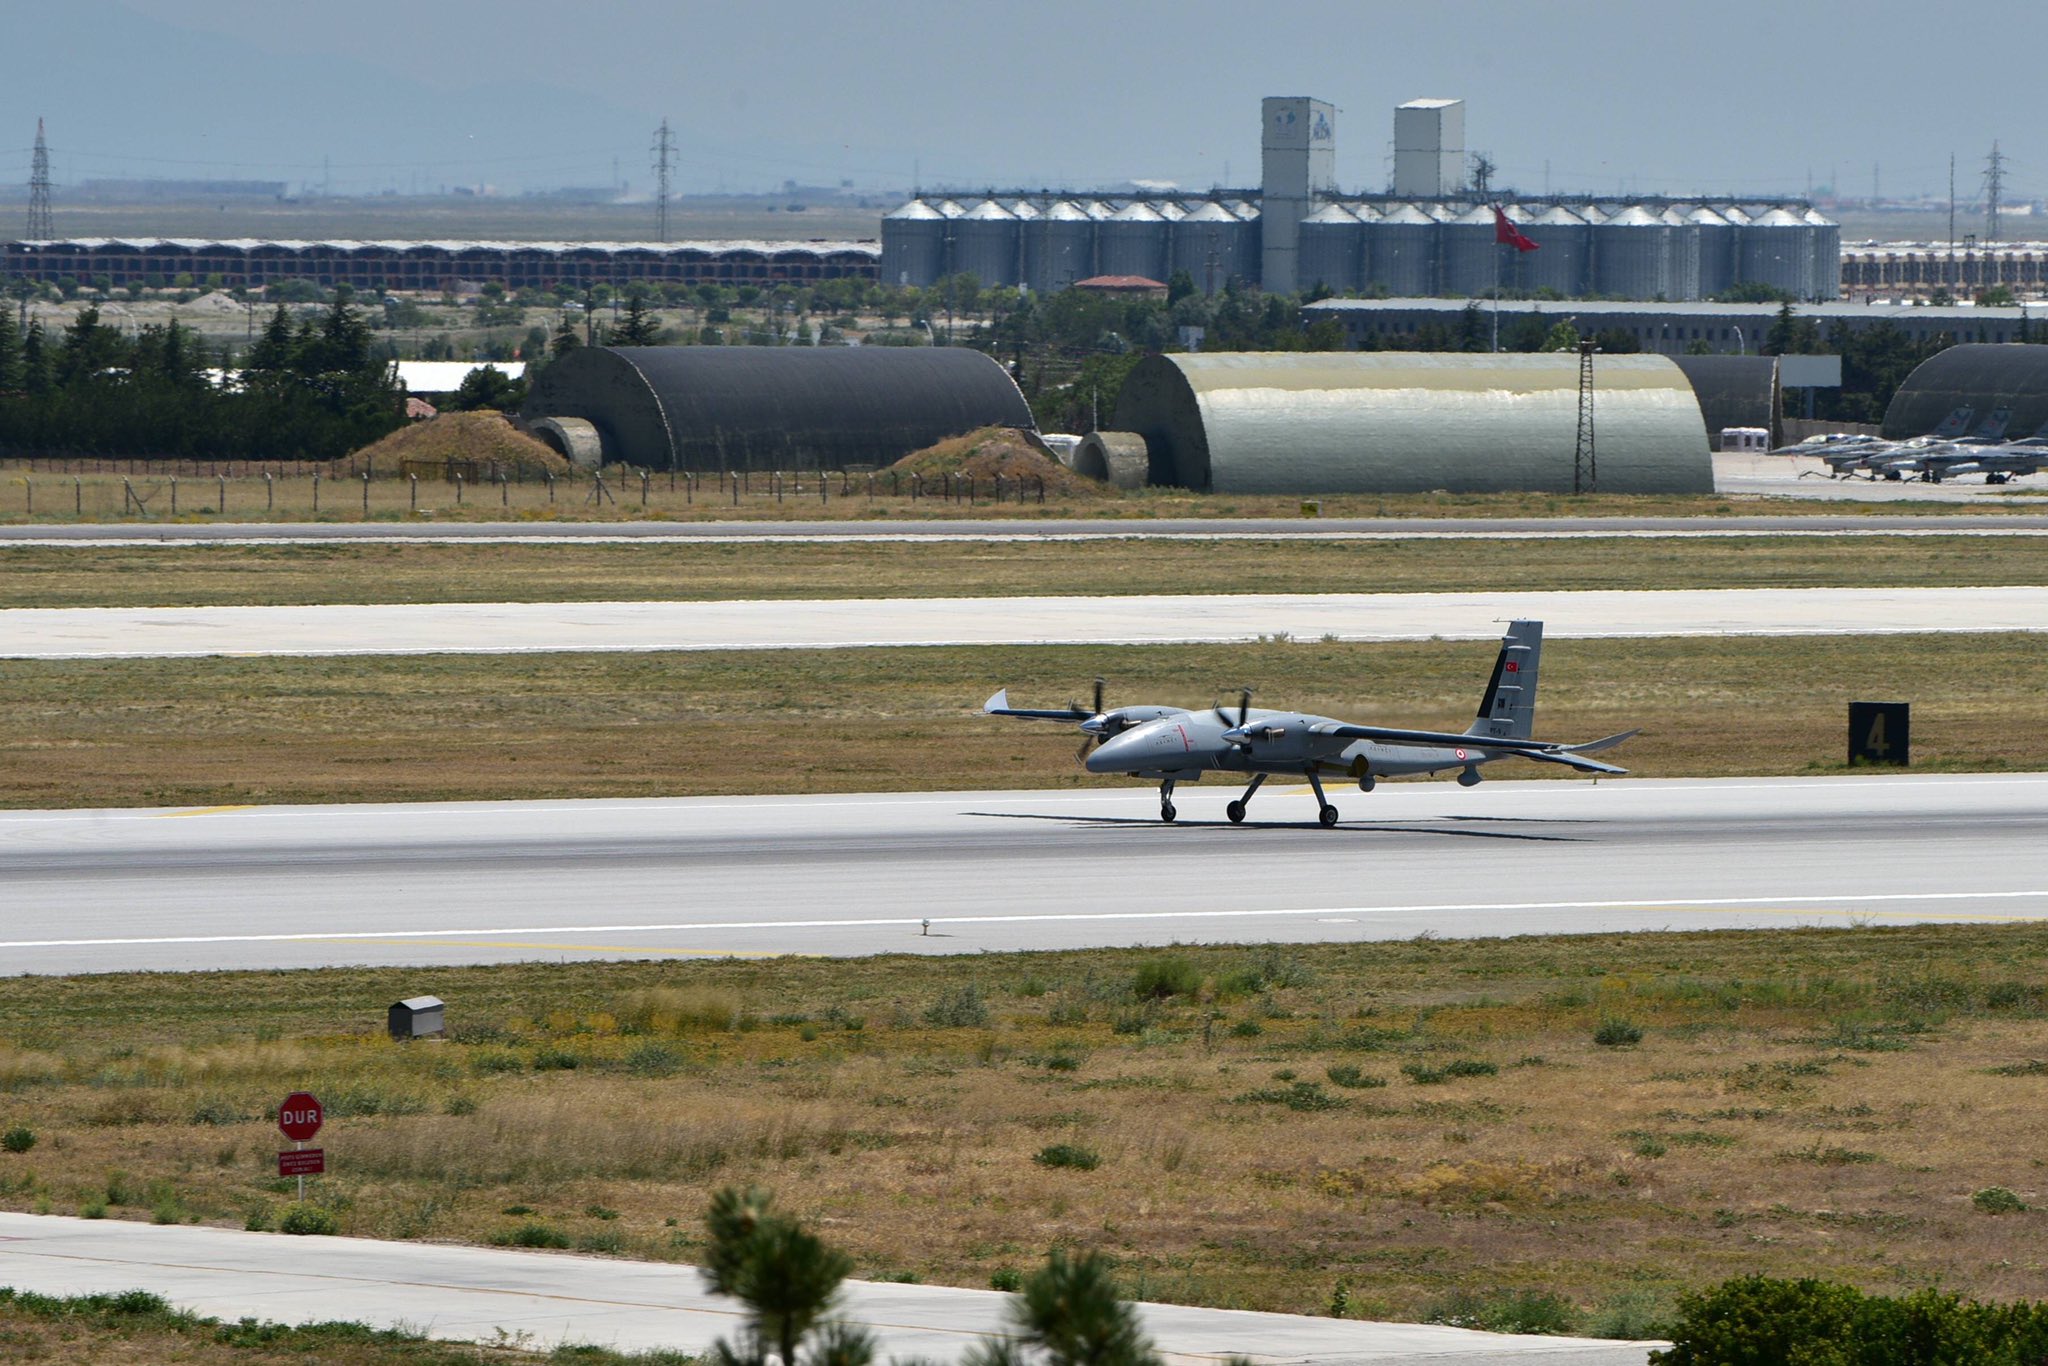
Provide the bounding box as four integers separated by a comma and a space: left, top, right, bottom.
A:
0, 1214, 1653, 1364
4, 774, 2043, 976
7, 585, 2048, 659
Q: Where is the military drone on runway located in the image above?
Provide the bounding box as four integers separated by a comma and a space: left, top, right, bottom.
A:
983, 621, 1637, 827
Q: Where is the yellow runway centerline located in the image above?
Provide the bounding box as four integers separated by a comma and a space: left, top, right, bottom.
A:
154, 805, 257, 818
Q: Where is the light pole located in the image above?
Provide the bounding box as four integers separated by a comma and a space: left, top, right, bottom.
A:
1732, 325, 1744, 356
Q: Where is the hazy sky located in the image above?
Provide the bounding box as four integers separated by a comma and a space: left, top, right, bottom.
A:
4, 0, 2041, 201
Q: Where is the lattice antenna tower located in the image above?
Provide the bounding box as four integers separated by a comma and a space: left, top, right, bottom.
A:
1984, 140, 2006, 243
1573, 340, 1597, 495
27, 118, 53, 241
651, 119, 676, 243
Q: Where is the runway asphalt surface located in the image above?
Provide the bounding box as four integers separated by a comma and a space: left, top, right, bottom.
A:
5, 773, 2043, 976
7, 585, 2048, 659
0, 1215, 1656, 1364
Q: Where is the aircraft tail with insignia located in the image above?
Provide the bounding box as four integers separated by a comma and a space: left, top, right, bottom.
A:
1465, 619, 1541, 741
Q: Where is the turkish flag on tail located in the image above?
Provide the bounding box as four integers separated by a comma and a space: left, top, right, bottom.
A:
1493, 206, 1539, 252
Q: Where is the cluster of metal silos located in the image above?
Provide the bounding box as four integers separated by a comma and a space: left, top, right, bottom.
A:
880, 196, 1261, 293
880, 195, 1839, 301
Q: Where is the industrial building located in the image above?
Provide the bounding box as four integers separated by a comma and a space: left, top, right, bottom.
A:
520, 346, 1032, 471
1840, 241, 2048, 301
881, 96, 1838, 301
1302, 297, 2047, 354
1106, 352, 1713, 494
1881, 343, 2048, 439
0, 237, 880, 291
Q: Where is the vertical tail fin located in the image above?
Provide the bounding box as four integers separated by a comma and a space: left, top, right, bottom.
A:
1467, 620, 1542, 741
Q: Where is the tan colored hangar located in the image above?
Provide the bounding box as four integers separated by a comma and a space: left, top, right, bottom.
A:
1108, 351, 1714, 494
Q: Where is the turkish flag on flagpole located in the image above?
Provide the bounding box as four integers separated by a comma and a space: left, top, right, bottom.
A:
1493, 206, 1540, 252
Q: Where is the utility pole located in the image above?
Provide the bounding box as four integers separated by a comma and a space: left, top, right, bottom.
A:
1469, 152, 1495, 198
27, 118, 53, 240
651, 119, 676, 243
1573, 341, 1596, 495
1947, 154, 1957, 292
1984, 141, 2005, 243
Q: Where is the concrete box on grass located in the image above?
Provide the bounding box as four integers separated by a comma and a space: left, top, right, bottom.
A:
388, 996, 445, 1040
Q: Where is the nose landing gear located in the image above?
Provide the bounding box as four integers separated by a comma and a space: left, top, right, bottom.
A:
1158, 778, 1177, 824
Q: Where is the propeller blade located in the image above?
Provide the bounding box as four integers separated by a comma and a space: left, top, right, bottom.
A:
1237, 687, 1252, 729
1075, 734, 1095, 766
1092, 677, 1106, 717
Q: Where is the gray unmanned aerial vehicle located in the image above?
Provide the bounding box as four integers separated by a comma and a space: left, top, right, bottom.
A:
984, 620, 1635, 827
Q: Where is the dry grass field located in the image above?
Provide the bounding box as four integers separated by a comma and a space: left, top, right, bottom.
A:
1, 635, 2042, 810
4, 533, 2048, 610
5, 463, 2048, 528
2, 929, 2045, 1332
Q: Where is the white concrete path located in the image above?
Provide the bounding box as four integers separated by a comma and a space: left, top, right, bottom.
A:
4, 586, 2047, 659
0, 1214, 1654, 1364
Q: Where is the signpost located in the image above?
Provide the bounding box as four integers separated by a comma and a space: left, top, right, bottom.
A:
277, 1091, 324, 1201
1848, 701, 1910, 767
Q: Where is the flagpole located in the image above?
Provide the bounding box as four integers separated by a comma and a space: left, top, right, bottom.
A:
1491, 235, 1500, 353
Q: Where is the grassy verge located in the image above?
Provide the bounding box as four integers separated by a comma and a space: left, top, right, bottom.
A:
1, 635, 2041, 810
4, 466, 2047, 528
0, 1287, 690, 1364
5, 534, 2048, 608
3, 927, 2046, 1328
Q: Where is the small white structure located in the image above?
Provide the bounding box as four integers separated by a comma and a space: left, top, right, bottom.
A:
1720, 426, 1772, 452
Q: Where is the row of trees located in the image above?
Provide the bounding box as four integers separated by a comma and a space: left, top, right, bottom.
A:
0, 292, 405, 460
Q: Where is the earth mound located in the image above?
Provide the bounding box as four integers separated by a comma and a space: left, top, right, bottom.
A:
352, 411, 575, 478
888, 426, 1107, 497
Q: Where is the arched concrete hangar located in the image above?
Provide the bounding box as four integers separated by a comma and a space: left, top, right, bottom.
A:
523, 346, 1034, 471
1110, 352, 1714, 494
1883, 343, 2048, 440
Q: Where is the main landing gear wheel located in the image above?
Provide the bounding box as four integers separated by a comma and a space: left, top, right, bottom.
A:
1318, 805, 1339, 828
1226, 801, 1246, 824
1304, 767, 1339, 830
1161, 802, 1178, 823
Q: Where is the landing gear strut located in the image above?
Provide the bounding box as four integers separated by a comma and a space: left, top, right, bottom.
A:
1158, 778, 1177, 824
1225, 774, 1267, 824
1304, 768, 1339, 828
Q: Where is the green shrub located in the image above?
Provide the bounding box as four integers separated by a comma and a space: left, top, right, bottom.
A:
1229, 1019, 1263, 1038
1132, 956, 1202, 1000
469, 1049, 525, 1075
990, 1266, 1023, 1291
577, 1230, 625, 1254
443, 1094, 479, 1116
1595, 1018, 1645, 1047
79, 1198, 106, 1219
243, 1204, 273, 1232
1425, 1287, 1581, 1335
1235, 1082, 1347, 1112
923, 984, 990, 1028
2, 1126, 35, 1153
1033, 1143, 1101, 1171
1326, 1064, 1387, 1090
1974, 1186, 2028, 1214
531, 1047, 580, 1072
1403, 1058, 1495, 1085
625, 1042, 683, 1077
493, 1221, 572, 1248
1642, 1277, 2048, 1364
279, 1204, 338, 1236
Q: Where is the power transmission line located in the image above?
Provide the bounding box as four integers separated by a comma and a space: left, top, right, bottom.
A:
27, 118, 52, 240
651, 119, 676, 243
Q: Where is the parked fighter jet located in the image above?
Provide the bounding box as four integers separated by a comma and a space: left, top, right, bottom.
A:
983, 621, 1636, 826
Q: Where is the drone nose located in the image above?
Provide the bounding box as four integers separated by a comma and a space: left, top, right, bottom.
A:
1084, 728, 1143, 774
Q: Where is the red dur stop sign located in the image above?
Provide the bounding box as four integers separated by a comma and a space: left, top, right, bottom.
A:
277, 1091, 323, 1142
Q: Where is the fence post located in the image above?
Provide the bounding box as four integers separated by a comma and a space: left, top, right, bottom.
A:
545, 472, 554, 504
500, 474, 509, 507
363, 473, 371, 517
21, 477, 29, 515
312, 471, 320, 514
219, 474, 228, 514
411, 473, 419, 511
730, 470, 738, 506
74, 478, 82, 516
123, 478, 134, 515
1037, 476, 1045, 504
821, 472, 828, 505
776, 472, 783, 504
170, 476, 178, 516
455, 473, 464, 505
265, 471, 274, 511
686, 472, 694, 505
641, 470, 650, 507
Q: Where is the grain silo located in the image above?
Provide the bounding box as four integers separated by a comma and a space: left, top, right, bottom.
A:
1098, 201, 1171, 281
1659, 207, 1701, 300
524, 346, 1035, 472
1593, 205, 1673, 299
1687, 206, 1738, 299
1372, 202, 1438, 296
1740, 208, 1815, 300
1174, 200, 1257, 292
952, 199, 1021, 286
1805, 208, 1841, 301
1110, 352, 1712, 493
881, 199, 948, 287
1024, 200, 1096, 295
1440, 203, 1502, 298
1522, 205, 1589, 297
1297, 203, 1364, 294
